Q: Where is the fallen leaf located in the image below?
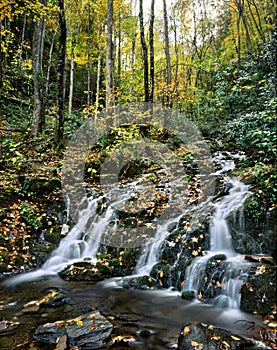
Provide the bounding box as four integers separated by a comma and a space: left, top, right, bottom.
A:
211, 333, 221, 340
230, 335, 241, 341
220, 340, 230, 349
183, 326, 190, 335
191, 340, 199, 346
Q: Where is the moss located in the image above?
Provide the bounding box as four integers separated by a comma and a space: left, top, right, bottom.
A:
13, 255, 24, 266
95, 262, 112, 277
44, 228, 61, 245
181, 290, 195, 300
241, 265, 276, 315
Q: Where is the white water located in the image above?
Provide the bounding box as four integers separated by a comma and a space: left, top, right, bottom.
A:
183, 177, 252, 308
6, 151, 253, 304
210, 178, 250, 253
135, 214, 182, 275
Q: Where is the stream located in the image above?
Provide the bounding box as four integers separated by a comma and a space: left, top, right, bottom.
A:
0, 276, 266, 349
0, 152, 270, 349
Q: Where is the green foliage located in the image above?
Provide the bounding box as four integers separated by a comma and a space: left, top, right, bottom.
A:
222, 105, 276, 164
0, 136, 26, 171
19, 201, 41, 228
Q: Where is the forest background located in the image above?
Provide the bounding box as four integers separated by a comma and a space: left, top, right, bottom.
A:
0, 0, 276, 273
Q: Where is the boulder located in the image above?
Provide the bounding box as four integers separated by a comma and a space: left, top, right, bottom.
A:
240, 265, 276, 315
181, 290, 195, 300
122, 275, 158, 290
177, 322, 254, 350
59, 261, 112, 281
34, 311, 113, 349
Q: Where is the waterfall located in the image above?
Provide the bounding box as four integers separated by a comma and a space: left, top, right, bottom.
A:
135, 215, 182, 275
6, 149, 254, 304
183, 177, 252, 308
210, 179, 250, 253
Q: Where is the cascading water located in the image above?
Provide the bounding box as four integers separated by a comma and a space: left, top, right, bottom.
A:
7, 149, 254, 309
135, 214, 182, 276
183, 177, 252, 308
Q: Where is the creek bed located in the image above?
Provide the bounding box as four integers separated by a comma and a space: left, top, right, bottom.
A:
0, 276, 266, 349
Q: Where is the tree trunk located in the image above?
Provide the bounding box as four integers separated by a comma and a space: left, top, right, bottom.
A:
237, 0, 253, 54
0, 21, 2, 88
95, 28, 103, 115
117, 12, 122, 93
19, 13, 27, 68
106, 0, 114, 108
163, 0, 172, 107
45, 30, 57, 98
149, 0, 155, 103
68, 32, 75, 116
87, 4, 92, 108
32, 0, 46, 136
139, 0, 149, 102
55, 0, 67, 142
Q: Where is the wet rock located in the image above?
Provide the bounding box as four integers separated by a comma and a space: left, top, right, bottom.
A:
181, 290, 195, 300
190, 254, 227, 301
59, 261, 112, 281
161, 229, 185, 264
33, 311, 113, 349
22, 291, 65, 313
177, 322, 254, 350
0, 320, 20, 335
122, 275, 158, 290
229, 199, 277, 257
22, 302, 40, 313
18, 176, 61, 197
240, 265, 276, 315
232, 232, 264, 255
150, 261, 173, 289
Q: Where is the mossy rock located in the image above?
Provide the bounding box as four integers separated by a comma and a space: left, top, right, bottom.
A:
240, 265, 276, 315
59, 261, 113, 281
44, 228, 62, 245
181, 290, 195, 300
95, 261, 112, 277
19, 176, 61, 197
0, 251, 10, 272
122, 275, 158, 290
150, 261, 172, 289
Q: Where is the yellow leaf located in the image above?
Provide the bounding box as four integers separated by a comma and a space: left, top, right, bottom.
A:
77, 320, 83, 326
183, 326, 190, 334
211, 333, 221, 340
159, 270, 164, 278
191, 340, 199, 346
230, 335, 241, 341
55, 321, 65, 327
220, 341, 230, 349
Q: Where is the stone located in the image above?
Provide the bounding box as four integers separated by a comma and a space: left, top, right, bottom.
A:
181, 290, 195, 300
0, 320, 20, 335
34, 310, 113, 349
122, 275, 158, 290
177, 322, 254, 350
240, 265, 276, 315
